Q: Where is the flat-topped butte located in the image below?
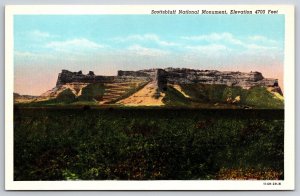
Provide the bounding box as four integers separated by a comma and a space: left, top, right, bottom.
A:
56, 68, 279, 90
14, 68, 283, 108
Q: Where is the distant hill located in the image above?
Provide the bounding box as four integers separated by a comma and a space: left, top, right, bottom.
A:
14, 93, 39, 103
14, 68, 284, 109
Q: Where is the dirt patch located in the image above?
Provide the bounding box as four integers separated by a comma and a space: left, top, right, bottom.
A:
118, 83, 165, 106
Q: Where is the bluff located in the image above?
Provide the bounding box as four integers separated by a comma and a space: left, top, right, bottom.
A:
56, 68, 280, 91
26, 67, 283, 108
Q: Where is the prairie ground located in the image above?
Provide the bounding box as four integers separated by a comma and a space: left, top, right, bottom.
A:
14, 107, 284, 180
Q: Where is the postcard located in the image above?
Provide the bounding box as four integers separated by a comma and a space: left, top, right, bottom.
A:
5, 5, 295, 190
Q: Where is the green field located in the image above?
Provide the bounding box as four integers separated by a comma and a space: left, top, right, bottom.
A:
14, 107, 284, 180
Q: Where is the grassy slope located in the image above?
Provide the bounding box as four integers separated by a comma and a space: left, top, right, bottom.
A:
174, 84, 284, 109
26, 89, 77, 106
162, 86, 191, 106
245, 87, 284, 108
47, 82, 148, 105
25, 84, 105, 106
77, 83, 105, 102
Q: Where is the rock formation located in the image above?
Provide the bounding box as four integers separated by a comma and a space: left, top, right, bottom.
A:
56, 69, 150, 87
56, 68, 279, 91
15, 67, 283, 108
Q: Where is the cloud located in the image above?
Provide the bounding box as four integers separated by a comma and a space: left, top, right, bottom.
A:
16, 32, 283, 72
185, 44, 228, 53
15, 51, 37, 57
181, 44, 231, 64
29, 30, 58, 39
45, 38, 106, 52
14, 51, 53, 59
113, 34, 178, 46
180, 33, 283, 66
248, 35, 279, 46
246, 44, 278, 50
127, 44, 170, 56
181, 32, 243, 46
182, 33, 280, 49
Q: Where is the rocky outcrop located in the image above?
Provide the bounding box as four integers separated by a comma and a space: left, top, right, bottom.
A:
56, 70, 150, 87
117, 70, 150, 78
154, 69, 168, 91
54, 68, 281, 95
56, 70, 115, 86
162, 68, 275, 89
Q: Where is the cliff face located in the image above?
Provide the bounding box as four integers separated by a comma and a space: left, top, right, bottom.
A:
162, 68, 277, 89
56, 69, 150, 87
57, 68, 279, 90
56, 70, 115, 86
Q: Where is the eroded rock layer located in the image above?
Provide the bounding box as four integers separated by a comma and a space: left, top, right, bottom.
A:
56, 68, 279, 91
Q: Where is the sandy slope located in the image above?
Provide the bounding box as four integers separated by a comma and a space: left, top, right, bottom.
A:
267, 87, 284, 101
117, 82, 165, 106
172, 84, 190, 98
41, 83, 88, 97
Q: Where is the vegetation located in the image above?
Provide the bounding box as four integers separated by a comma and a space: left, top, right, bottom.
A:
178, 84, 284, 109
78, 83, 105, 101
56, 89, 77, 103
245, 86, 284, 108
162, 86, 191, 106
32, 89, 77, 105
14, 107, 284, 180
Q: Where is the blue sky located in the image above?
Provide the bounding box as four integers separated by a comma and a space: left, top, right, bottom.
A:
14, 15, 285, 95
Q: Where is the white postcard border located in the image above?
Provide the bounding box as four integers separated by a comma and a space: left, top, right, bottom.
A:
5, 5, 295, 190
